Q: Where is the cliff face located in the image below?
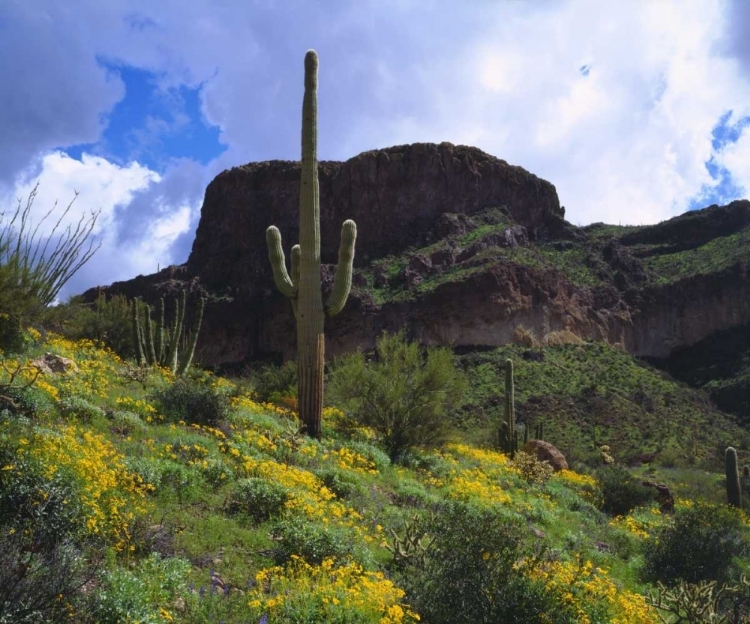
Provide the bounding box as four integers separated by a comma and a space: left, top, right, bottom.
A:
84, 143, 750, 370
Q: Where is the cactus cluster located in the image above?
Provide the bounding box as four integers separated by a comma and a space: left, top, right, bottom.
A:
131, 291, 205, 377
385, 513, 434, 570
524, 422, 544, 445
266, 50, 357, 439
499, 359, 519, 458
726, 446, 742, 508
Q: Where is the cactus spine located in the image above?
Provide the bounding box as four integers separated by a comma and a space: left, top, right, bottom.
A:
726, 446, 742, 508
266, 50, 357, 439
500, 359, 517, 458
131, 292, 206, 376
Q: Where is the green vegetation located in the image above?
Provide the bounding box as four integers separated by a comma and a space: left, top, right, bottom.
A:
458, 341, 746, 468
327, 330, 468, 463
0, 324, 748, 622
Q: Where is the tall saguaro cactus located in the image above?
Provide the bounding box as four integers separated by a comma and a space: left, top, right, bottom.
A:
266, 50, 357, 439
500, 359, 518, 458
726, 446, 742, 508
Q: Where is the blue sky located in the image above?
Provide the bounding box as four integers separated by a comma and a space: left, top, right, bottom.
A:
1, 0, 750, 300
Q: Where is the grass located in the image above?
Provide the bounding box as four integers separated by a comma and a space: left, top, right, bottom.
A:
1, 328, 749, 622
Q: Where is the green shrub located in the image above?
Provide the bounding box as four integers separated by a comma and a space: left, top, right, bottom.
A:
595, 464, 657, 516
250, 360, 297, 403
154, 378, 229, 425
510, 450, 555, 486
199, 458, 234, 487
89, 553, 190, 624
226, 478, 291, 523
108, 410, 146, 436
271, 516, 374, 568
157, 461, 205, 503
1, 385, 53, 420
57, 395, 105, 423
401, 501, 575, 623
124, 457, 165, 492
392, 481, 438, 508
0, 313, 28, 354
314, 467, 361, 500
643, 501, 750, 585
327, 330, 468, 463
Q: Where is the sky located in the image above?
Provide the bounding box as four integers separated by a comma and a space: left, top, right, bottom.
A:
1, 0, 750, 301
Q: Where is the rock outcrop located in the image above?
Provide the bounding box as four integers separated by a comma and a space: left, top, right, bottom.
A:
82, 142, 750, 373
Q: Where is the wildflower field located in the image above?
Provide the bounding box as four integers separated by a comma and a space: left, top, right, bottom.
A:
1, 329, 749, 623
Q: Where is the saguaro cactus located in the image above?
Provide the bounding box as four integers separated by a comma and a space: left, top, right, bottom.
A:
266, 50, 357, 439
726, 446, 742, 508
500, 359, 517, 458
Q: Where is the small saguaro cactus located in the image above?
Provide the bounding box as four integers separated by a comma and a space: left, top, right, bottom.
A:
726, 446, 742, 508
266, 50, 357, 439
500, 359, 517, 458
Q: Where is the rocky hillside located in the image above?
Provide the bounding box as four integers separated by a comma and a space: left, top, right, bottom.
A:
84, 142, 750, 419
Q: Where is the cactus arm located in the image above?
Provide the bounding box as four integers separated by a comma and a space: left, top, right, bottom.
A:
177, 297, 206, 376
266, 226, 298, 299
325, 219, 357, 317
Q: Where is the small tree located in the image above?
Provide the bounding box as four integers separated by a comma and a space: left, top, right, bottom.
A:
327, 331, 467, 463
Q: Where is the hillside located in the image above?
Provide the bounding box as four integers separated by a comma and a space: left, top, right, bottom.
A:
2, 328, 750, 622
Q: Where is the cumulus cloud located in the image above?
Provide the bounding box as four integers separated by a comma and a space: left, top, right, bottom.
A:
2, 0, 750, 296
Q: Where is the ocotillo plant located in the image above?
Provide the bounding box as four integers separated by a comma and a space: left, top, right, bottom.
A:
131, 292, 205, 377
266, 50, 357, 439
726, 446, 742, 508
500, 359, 517, 458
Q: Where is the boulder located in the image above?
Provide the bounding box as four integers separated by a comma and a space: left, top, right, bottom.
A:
523, 440, 569, 472
30, 353, 77, 374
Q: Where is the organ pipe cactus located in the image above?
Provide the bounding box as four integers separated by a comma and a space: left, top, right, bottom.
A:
726, 446, 742, 508
266, 50, 357, 439
500, 359, 517, 458
131, 292, 206, 377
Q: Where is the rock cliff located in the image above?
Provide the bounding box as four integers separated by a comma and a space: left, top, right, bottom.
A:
83, 142, 750, 376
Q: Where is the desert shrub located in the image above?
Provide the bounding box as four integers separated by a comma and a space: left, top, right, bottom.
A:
0, 183, 100, 332
327, 331, 468, 463
1, 385, 53, 420
0, 531, 93, 624
314, 467, 361, 500
340, 440, 391, 472
643, 501, 750, 585
57, 395, 105, 423
513, 324, 540, 348
199, 458, 234, 487
108, 410, 146, 436
157, 461, 205, 503
271, 516, 374, 568
510, 450, 555, 486
392, 481, 438, 508
154, 377, 229, 425
596, 464, 657, 516
45, 294, 134, 359
124, 457, 165, 492
250, 360, 297, 403
0, 313, 29, 354
543, 329, 584, 346
88, 553, 190, 624
226, 478, 291, 523
401, 501, 574, 623
0, 457, 84, 550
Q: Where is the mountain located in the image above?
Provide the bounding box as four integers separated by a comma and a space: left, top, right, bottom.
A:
82, 141, 750, 440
